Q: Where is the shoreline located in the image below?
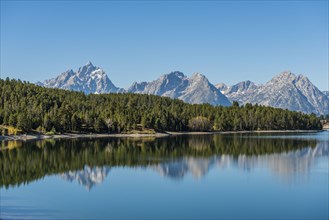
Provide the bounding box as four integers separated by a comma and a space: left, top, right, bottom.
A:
0, 130, 324, 142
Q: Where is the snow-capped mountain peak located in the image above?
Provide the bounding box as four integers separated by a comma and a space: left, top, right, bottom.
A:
221, 71, 329, 115
191, 72, 204, 78
77, 62, 97, 79
276, 70, 295, 79
128, 71, 231, 106
85, 61, 93, 66
167, 71, 186, 79
36, 64, 327, 114
39, 62, 121, 94
189, 73, 208, 86
90, 69, 106, 79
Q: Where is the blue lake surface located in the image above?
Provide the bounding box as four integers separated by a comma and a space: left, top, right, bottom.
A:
1, 131, 328, 219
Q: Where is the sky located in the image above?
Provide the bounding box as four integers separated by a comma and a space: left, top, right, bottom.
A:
1, 1, 328, 90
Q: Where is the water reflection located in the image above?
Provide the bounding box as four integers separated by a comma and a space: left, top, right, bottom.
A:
239, 141, 328, 177
57, 139, 328, 189
153, 141, 328, 181
1, 132, 328, 189
153, 157, 218, 180
60, 166, 111, 190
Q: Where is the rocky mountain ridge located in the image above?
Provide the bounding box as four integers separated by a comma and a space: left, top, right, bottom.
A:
128, 71, 231, 106
37, 61, 122, 94
218, 71, 329, 115
36, 62, 328, 115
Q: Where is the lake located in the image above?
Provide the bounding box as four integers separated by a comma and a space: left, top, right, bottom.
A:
1, 131, 328, 219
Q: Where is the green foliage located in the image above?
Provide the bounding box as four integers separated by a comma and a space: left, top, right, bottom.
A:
16, 113, 31, 131
188, 116, 212, 131
0, 78, 322, 133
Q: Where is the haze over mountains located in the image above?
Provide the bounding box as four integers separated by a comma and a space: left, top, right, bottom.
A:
37, 62, 329, 115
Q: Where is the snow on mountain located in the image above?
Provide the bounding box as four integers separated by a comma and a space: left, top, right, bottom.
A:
38, 65, 230, 106
40, 61, 122, 94
128, 81, 148, 93
215, 83, 228, 91
128, 71, 232, 106
220, 71, 329, 115
180, 73, 231, 106
223, 80, 258, 95
128, 71, 186, 97
37, 64, 327, 114
217, 80, 259, 104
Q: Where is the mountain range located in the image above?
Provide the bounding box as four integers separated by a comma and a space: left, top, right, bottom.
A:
217, 71, 329, 115
37, 62, 329, 115
128, 71, 231, 106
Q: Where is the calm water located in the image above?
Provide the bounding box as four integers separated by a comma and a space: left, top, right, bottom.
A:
1, 131, 328, 219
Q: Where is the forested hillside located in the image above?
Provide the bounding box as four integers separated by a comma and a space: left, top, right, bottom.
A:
0, 78, 322, 133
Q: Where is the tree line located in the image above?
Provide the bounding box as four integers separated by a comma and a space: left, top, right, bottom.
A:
0, 78, 322, 133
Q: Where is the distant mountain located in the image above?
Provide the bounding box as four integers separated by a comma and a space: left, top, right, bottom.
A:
38, 61, 122, 94
217, 80, 259, 104
38, 64, 231, 106
128, 71, 232, 106
215, 82, 229, 91
218, 71, 329, 115
37, 63, 327, 114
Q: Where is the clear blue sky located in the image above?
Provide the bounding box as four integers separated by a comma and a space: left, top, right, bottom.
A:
1, 1, 328, 90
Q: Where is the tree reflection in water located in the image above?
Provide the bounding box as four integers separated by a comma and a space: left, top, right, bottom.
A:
1, 133, 328, 189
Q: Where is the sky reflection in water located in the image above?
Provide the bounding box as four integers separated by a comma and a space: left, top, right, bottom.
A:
1, 132, 328, 219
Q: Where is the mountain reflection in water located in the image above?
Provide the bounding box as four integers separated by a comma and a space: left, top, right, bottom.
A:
1, 132, 328, 220
55, 138, 328, 189
1, 133, 328, 189
60, 166, 111, 190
